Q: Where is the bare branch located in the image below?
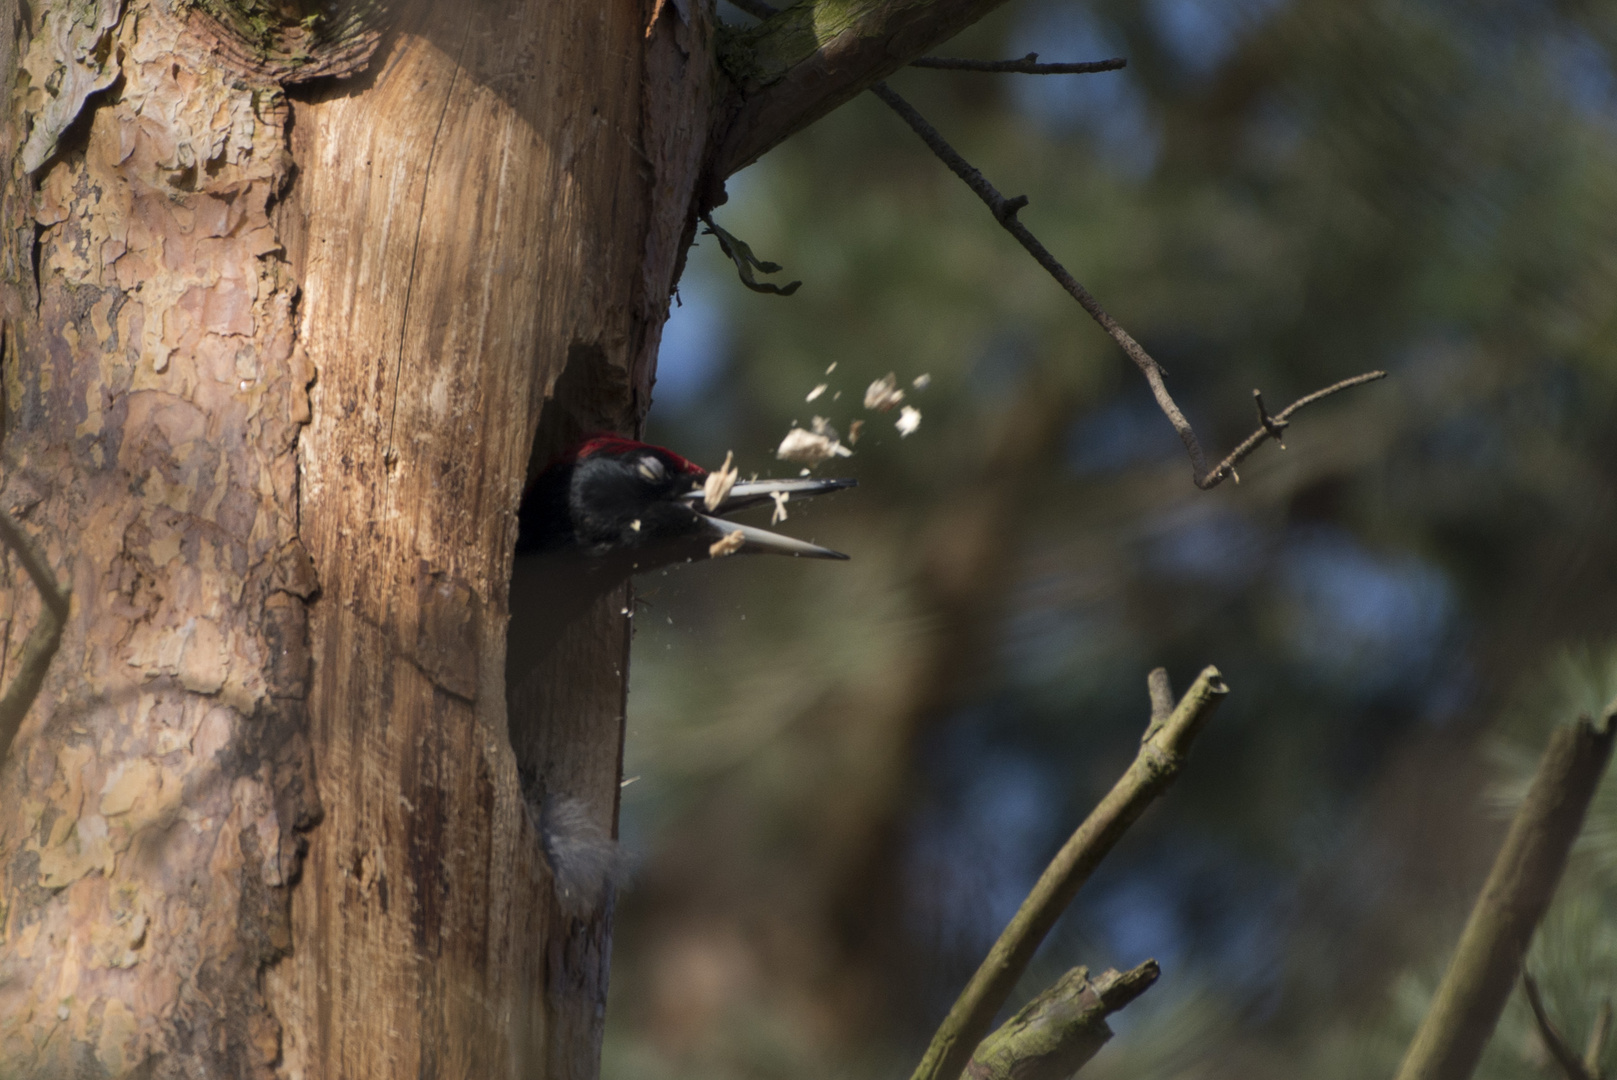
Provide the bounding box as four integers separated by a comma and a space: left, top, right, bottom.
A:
0, 502, 70, 765
963, 961, 1160, 1080
911, 667, 1229, 1080
867, 80, 1386, 490
910, 53, 1127, 74
1524, 973, 1597, 1080
1393, 710, 1617, 1080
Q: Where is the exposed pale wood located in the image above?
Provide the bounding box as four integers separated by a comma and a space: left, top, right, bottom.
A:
269, 1, 717, 1077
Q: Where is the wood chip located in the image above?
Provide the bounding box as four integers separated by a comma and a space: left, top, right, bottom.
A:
864, 372, 905, 412
703, 450, 737, 510
776, 427, 852, 466
806, 383, 828, 402
709, 530, 745, 558
771, 491, 790, 524
896, 405, 921, 437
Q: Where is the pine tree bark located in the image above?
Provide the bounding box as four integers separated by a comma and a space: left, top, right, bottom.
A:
0, 0, 714, 1075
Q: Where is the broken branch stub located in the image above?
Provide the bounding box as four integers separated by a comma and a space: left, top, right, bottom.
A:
964, 961, 1160, 1080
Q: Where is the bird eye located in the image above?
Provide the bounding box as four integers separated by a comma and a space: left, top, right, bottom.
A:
636, 456, 665, 482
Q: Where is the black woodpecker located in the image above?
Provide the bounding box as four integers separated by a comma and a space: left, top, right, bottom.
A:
507, 434, 853, 914
508, 434, 855, 661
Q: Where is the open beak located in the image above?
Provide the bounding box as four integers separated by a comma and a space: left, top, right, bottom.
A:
682, 476, 857, 515
682, 474, 854, 559
698, 515, 850, 560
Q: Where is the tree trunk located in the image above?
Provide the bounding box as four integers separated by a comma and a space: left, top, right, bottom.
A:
0, 0, 1014, 1071
0, 0, 714, 1075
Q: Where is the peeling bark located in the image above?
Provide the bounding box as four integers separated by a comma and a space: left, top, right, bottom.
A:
0, 0, 322, 1072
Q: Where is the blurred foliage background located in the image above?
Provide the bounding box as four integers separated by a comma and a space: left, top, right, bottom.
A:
603, 0, 1617, 1076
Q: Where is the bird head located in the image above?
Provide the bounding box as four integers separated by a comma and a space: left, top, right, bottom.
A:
516, 435, 855, 567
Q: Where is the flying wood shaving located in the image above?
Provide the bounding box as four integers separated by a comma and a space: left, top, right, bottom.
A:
703, 451, 737, 510
806, 383, 828, 402
771, 491, 790, 524
777, 426, 852, 466
826, 361, 838, 374
896, 405, 922, 436
848, 419, 865, 445
864, 372, 905, 412
810, 415, 839, 440
709, 531, 746, 558
912, 373, 932, 390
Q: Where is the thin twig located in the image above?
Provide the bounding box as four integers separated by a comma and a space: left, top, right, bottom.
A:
963, 961, 1160, 1080
910, 667, 1229, 1080
1588, 1000, 1612, 1080
1393, 709, 1617, 1080
910, 53, 1127, 75
868, 80, 1385, 490
0, 503, 70, 765
1202, 373, 1389, 486
1524, 973, 1596, 1080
